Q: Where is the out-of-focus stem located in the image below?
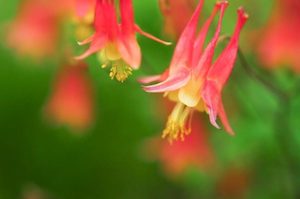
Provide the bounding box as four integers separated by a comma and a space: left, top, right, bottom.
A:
237, 46, 299, 198
237, 48, 289, 102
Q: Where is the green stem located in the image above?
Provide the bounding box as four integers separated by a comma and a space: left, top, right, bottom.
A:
237, 48, 289, 102
237, 47, 299, 198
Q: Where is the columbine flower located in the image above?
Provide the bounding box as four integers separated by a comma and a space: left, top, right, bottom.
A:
159, 0, 196, 40
141, 0, 248, 141
76, 0, 171, 82
45, 62, 94, 132
257, 0, 300, 72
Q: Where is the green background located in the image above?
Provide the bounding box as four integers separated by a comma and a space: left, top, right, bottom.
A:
1, 0, 300, 198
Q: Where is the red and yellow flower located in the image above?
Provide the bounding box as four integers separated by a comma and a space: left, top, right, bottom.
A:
141, 0, 248, 141
76, 0, 170, 82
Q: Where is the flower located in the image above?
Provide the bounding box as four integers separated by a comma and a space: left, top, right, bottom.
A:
257, 0, 300, 72
159, 0, 196, 40
75, 0, 171, 82
45, 62, 94, 132
74, 0, 96, 19
141, 0, 248, 141
6, 0, 60, 59
72, 0, 96, 41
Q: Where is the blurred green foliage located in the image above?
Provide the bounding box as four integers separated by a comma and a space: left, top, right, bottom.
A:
1, 0, 300, 199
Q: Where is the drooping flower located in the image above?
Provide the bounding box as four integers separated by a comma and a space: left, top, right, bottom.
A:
6, 0, 60, 59
75, 0, 171, 82
257, 0, 300, 72
141, 0, 248, 141
159, 0, 196, 40
45, 62, 94, 132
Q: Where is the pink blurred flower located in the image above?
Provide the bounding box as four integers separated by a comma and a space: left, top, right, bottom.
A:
6, 0, 60, 59
257, 0, 300, 72
45, 62, 94, 132
76, 0, 171, 82
74, 0, 96, 19
141, 0, 248, 141
159, 0, 196, 40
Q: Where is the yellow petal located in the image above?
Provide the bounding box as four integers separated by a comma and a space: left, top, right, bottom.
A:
178, 77, 202, 107
105, 43, 121, 61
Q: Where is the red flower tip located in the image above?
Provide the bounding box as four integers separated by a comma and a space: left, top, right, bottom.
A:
216, 0, 229, 8
237, 7, 249, 21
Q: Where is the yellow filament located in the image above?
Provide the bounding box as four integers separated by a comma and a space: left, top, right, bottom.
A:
97, 44, 133, 82
162, 102, 192, 142
109, 61, 133, 82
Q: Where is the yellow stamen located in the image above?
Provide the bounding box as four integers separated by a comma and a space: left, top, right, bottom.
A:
101, 61, 109, 68
162, 102, 192, 143
109, 61, 133, 82
97, 44, 134, 82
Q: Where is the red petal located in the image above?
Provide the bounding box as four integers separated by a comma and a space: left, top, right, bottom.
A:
143, 67, 190, 93
206, 7, 248, 89
117, 34, 141, 69
94, 0, 118, 39
201, 80, 221, 129
77, 34, 95, 46
138, 75, 163, 84
135, 25, 172, 45
193, 1, 228, 77
168, 0, 204, 74
218, 100, 235, 135
192, 3, 220, 67
138, 69, 170, 84
120, 0, 135, 35
75, 35, 107, 60
202, 79, 235, 135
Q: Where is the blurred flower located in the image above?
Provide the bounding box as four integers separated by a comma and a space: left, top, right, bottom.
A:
45, 62, 94, 132
75, 0, 171, 82
72, 0, 96, 41
6, 0, 60, 60
146, 113, 214, 176
159, 0, 195, 40
141, 1, 248, 141
257, 0, 300, 72
217, 167, 250, 199
74, 0, 96, 18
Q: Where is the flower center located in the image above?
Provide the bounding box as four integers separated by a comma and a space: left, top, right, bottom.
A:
163, 102, 192, 142
98, 44, 133, 82
109, 60, 133, 82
